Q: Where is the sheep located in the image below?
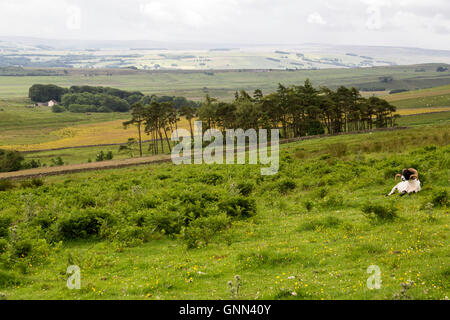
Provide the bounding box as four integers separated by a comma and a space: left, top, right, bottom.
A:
387, 168, 421, 196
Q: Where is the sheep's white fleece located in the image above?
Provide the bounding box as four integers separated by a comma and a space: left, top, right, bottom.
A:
388, 179, 421, 196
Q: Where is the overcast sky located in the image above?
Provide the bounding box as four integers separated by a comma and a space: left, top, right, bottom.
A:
1, 0, 449, 50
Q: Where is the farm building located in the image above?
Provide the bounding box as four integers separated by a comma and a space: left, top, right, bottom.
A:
35, 100, 58, 107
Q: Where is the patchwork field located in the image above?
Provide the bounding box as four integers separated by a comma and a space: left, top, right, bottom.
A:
0, 64, 449, 101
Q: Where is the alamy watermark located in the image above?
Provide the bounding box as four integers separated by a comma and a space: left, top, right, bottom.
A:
366, 265, 382, 290
67, 265, 81, 290
171, 121, 280, 175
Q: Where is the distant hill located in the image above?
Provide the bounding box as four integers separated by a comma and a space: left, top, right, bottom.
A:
1, 37, 450, 70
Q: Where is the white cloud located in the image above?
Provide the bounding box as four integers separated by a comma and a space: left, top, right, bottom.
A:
0, 0, 449, 49
307, 12, 327, 25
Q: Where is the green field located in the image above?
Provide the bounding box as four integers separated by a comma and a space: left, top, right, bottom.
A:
1, 64, 449, 101
0, 122, 448, 300
0, 100, 128, 146
391, 94, 450, 109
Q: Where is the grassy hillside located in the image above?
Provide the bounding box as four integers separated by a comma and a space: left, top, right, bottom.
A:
0, 123, 448, 300
0, 100, 129, 146
11, 111, 448, 166
386, 85, 450, 109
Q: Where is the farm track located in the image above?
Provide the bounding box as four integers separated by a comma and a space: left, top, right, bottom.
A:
0, 127, 410, 180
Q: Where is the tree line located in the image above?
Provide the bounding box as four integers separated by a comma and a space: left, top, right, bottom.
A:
29, 84, 199, 114
125, 79, 398, 156
197, 80, 398, 138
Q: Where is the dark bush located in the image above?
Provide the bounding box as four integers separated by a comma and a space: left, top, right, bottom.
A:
20, 178, 44, 189
95, 151, 113, 162
29, 84, 67, 103
278, 179, 296, 194
0, 180, 14, 192
431, 190, 448, 207
51, 105, 65, 113
13, 240, 33, 258
20, 159, 41, 170
219, 196, 256, 218
57, 209, 110, 240
0, 238, 8, 253
0, 270, 22, 288
50, 157, 64, 166
0, 216, 12, 238
362, 203, 398, 222
0, 149, 24, 172
304, 200, 314, 211
182, 213, 230, 248
200, 173, 224, 185
148, 210, 185, 235
236, 182, 254, 196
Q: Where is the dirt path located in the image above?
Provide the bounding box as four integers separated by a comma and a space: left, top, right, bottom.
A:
0, 126, 410, 180
0, 154, 172, 180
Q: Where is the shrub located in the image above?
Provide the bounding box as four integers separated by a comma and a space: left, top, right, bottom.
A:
95, 151, 113, 162
32, 211, 56, 231
0, 239, 8, 253
0, 149, 24, 172
323, 194, 344, 208
56, 209, 110, 240
200, 173, 224, 185
13, 240, 33, 258
316, 187, 328, 199
0, 270, 22, 288
20, 159, 41, 170
181, 213, 230, 248
219, 196, 256, 218
156, 174, 171, 180
328, 143, 348, 157
107, 225, 149, 247
51, 105, 65, 113
278, 179, 296, 194
431, 190, 448, 207
20, 178, 44, 189
0, 180, 14, 192
50, 157, 64, 166
0, 216, 12, 238
299, 216, 342, 231
362, 203, 398, 222
148, 209, 185, 235
96, 151, 105, 162
304, 200, 314, 211
236, 182, 254, 196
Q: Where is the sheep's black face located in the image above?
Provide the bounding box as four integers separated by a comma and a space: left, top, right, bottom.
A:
402, 169, 413, 180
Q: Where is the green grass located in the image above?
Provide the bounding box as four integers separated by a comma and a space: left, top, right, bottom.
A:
22, 141, 171, 166
0, 123, 448, 300
392, 94, 450, 109
397, 111, 450, 126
